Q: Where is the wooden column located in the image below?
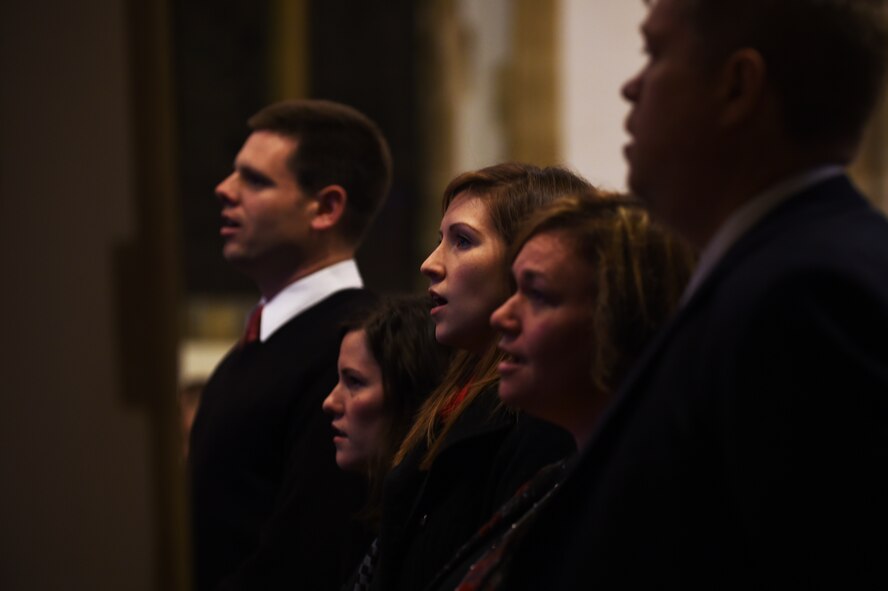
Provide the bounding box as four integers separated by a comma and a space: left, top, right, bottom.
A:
505, 0, 561, 165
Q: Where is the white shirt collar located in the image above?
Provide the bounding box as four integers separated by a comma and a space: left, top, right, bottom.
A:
680, 165, 844, 306
249, 259, 363, 342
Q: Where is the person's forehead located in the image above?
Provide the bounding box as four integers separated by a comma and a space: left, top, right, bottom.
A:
517, 232, 576, 270
242, 130, 297, 156
643, 0, 688, 34
444, 192, 492, 226
643, 0, 705, 57
235, 131, 299, 179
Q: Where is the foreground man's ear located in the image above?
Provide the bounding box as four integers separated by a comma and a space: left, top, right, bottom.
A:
717, 47, 768, 129
310, 185, 348, 231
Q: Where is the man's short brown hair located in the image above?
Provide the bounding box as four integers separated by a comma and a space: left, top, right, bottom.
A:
673, 0, 888, 148
248, 99, 393, 245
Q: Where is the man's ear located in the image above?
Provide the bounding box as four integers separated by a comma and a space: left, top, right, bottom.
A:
310, 185, 347, 231
717, 48, 767, 129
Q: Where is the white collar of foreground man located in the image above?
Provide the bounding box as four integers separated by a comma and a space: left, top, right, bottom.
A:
680, 164, 845, 306
251, 259, 364, 343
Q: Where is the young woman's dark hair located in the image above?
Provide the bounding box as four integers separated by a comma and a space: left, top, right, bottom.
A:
327, 295, 451, 523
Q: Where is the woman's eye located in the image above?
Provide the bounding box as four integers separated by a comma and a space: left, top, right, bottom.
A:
454, 234, 472, 249
343, 373, 366, 389
525, 288, 549, 305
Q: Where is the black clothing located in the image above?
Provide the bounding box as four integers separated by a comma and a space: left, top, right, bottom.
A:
370, 386, 575, 591
503, 176, 888, 589
190, 289, 377, 591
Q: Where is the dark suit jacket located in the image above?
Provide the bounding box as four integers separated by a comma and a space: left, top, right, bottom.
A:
189, 288, 378, 591
504, 175, 888, 589
369, 386, 575, 591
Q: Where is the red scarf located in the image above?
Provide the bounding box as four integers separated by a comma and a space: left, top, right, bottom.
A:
439, 384, 470, 421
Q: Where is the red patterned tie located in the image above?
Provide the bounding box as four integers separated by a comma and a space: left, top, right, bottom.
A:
241, 304, 264, 348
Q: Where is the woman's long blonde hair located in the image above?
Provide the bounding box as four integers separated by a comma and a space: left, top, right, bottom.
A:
394, 162, 592, 469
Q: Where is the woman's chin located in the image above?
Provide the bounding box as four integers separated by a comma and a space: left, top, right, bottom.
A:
435, 323, 494, 353
433, 327, 452, 347
335, 453, 366, 474
497, 379, 528, 409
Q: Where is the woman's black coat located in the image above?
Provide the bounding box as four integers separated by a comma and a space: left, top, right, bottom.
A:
369, 386, 575, 591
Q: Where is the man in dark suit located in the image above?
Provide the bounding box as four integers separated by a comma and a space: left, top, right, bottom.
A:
504, 0, 888, 588
189, 100, 391, 590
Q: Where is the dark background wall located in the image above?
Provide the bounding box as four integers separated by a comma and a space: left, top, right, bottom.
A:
0, 0, 179, 588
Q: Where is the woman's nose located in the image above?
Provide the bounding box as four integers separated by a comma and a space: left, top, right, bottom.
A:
491, 294, 519, 335
322, 386, 343, 415
420, 244, 445, 282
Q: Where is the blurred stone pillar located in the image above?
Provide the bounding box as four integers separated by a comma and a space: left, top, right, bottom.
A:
505, 0, 560, 165
269, 0, 309, 100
